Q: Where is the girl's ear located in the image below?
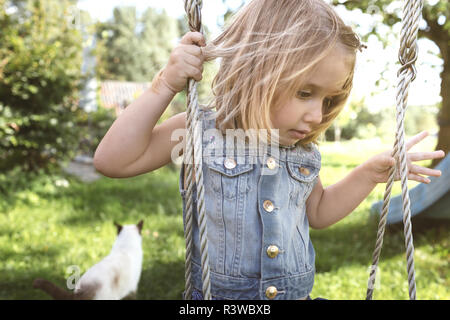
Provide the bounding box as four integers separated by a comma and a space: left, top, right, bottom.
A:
114, 222, 123, 235
137, 220, 144, 235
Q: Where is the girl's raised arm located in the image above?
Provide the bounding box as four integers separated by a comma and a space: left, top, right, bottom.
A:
94, 32, 205, 178
306, 131, 444, 229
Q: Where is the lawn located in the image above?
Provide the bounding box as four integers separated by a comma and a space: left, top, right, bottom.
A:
0, 137, 448, 300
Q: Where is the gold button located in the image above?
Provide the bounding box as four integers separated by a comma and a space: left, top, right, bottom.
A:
299, 167, 310, 176
263, 200, 274, 213
224, 158, 237, 169
265, 286, 278, 299
267, 245, 279, 258
266, 157, 277, 170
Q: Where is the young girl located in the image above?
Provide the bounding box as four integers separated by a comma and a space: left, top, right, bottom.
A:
94, 0, 445, 300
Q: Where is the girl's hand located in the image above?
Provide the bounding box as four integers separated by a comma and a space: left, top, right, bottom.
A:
364, 131, 445, 184
159, 32, 206, 94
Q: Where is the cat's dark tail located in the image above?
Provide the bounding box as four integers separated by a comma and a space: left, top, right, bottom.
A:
33, 278, 74, 300
33, 278, 98, 300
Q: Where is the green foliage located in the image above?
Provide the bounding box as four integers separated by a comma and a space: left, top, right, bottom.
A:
331, 0, 450, 39
95, 7, 179, 82
331, 0, 450, 156
327, 97, 439, 142
141, 8, 179, 78
326, 99, 383, 141
75, 106, 116, 157
94, 6, 218, 115
0, 0, 84, 193
403, 104, 440, 136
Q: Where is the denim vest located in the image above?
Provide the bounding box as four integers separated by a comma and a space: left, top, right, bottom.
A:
179, 108, 321, 300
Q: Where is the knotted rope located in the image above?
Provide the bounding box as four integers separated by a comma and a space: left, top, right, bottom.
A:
367, 0, 423, 300
183, 0, 212, 300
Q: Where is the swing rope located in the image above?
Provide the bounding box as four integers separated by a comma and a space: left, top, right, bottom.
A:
182, 0, 423, 301
366, 0, 423, 300
183, 0, 212, 300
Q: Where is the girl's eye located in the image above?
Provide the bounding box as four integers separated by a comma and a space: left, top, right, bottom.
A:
296, 90, 312, 99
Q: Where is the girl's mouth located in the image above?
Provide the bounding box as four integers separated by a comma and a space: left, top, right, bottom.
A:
289, 129, 309, 140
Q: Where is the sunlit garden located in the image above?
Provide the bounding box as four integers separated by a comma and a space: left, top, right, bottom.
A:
1, 0, 448, 300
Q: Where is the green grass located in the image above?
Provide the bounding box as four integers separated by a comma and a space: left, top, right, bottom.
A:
310, 137, 449, 300
0, 168, 186, 300
0, 137, 448, 300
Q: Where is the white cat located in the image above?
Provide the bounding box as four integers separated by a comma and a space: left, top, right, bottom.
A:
33, 220, 144, 300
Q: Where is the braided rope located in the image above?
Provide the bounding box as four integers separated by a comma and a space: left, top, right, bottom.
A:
183, 0, 212, 300
367, 0, 423, 300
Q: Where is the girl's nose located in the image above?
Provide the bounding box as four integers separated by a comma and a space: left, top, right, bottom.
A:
304, 101, 323, 125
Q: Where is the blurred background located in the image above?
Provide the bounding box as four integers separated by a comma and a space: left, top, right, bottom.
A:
0, 0, 448, 300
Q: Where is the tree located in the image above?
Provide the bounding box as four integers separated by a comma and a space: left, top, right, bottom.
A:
95, 7, 179, 82
0, 0, 84, 192
95, 7, 143, 81
332, 0, 449, 164
141, 8, 179, 79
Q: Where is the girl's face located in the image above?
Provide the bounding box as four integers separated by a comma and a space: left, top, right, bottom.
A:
271, 46, 354, 146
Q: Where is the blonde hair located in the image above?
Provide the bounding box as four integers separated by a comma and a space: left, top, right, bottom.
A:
202, 0, 363, 146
